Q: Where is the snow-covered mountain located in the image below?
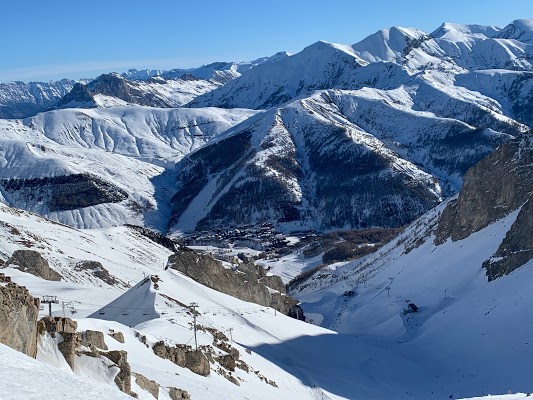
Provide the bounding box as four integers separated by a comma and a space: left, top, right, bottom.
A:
0, 106, 257, 229
55, 73, 218, 110
290, 134, 533, 398
0, 79, 80, 119
189, 19, 533, 110
0, 201, 338, 400
122, 53, 290, 85
1, 135, 531, 399
168, 84, 519, 233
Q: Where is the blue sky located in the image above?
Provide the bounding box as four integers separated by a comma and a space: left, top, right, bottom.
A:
1, 0, 531, 82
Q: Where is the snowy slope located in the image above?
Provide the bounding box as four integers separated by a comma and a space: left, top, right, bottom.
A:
0, 202, 340, 400
286, 136, 533, 398
292, 199, 533, 398
0, 106, 257, 229
0, 344, 132, 400
169, 85, 519, 233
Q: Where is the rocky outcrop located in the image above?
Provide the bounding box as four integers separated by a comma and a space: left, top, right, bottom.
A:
105, 350, 132, 395
133, 373, 159, 399
0, 281, 40, 357
74, 261, 119, 286
217, 354, 236, 371
168, 387, 191, 400
55, 82, 97, 109
167, 249, 299, 315
185, 350, 210, 376
126, 225, 179, 253
109, 330, 125, 343
38, 316, 79, 369
0, 173, 128, 212
152, 341, 210, 376
436, 135, 533, 279
5, 250, 62, 281
483, 196, 533, 280
82, 330, 108, 350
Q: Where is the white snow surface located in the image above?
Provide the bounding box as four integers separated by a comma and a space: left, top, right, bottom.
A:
0, 343, 132, 400
0, 106, 257, 229
294, 200, 533, 398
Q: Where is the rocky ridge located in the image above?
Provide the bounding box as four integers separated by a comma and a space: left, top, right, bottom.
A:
436, 134, 533, 280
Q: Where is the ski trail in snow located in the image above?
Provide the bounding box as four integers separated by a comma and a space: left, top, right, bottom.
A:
310, 386, 333, 400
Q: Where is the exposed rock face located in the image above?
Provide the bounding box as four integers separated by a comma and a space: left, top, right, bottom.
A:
168, 387, 191, 400
109, 331, 125, 343
85, 73, 171, 108
0, 173, 128, 212
217, 354, 236, 371
436, 135, 533, 279
483, 196, 533, 280
152, 341, 210, 376
105, 350, 132, 395
74, 261, 118, 286
38, 316, 79, 369
167, 249, 298, 315
83, 330, 108, 350
5, 250, 62, 281
185, 350, 210, 376
126, 225, 179, 253
133, 373, 159, 399
0, 282, 40, 357
55, 82, 97, 109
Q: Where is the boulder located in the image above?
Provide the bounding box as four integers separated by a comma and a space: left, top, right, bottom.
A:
83, 330, 108, 350
185, 350, 210, 376
109, 331, 125, 343
217, 354, 236, 371
133, 372, 159, 399
5, 250, 61, 281
168, 387, 191, 400
74, 261, 118, 286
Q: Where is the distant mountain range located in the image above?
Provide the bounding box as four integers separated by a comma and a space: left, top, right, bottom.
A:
0, 19, 532, 233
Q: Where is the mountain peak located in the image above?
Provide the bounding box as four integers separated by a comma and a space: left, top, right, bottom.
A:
430, 22, 500, 40
496, 18, 533, 42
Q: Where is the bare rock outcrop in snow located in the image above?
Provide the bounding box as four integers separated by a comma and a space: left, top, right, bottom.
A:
6, 250, 62, 281
436, 135, 533, 279
0, 280, 40, 357
167, 249, 298, 315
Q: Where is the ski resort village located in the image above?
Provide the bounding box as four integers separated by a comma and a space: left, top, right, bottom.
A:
0, 3, 533, 399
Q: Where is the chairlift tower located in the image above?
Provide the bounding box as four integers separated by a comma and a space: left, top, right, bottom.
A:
41, 295, 59, 317
190, 303, 199, 350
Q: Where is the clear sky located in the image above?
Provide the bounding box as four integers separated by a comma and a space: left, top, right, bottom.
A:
1, 0, 531, 82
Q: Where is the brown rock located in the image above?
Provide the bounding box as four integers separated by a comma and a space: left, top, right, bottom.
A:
105, 350, 131, 394
168, 387, 191, 400
133, 372, 159, 399
185, 350, 210, 376
39, 316, 79, 369
5, 250, 61, 281
217, 354, 236, 371
0, 282, 40, 357
167, 250, 298, 315
109, 331, 125, 343
83, 330, 108, 350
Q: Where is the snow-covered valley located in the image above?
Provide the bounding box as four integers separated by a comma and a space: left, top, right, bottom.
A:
1, 15, 533, 400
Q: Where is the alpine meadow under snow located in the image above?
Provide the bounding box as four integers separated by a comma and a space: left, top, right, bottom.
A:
0, 16, 533, 400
